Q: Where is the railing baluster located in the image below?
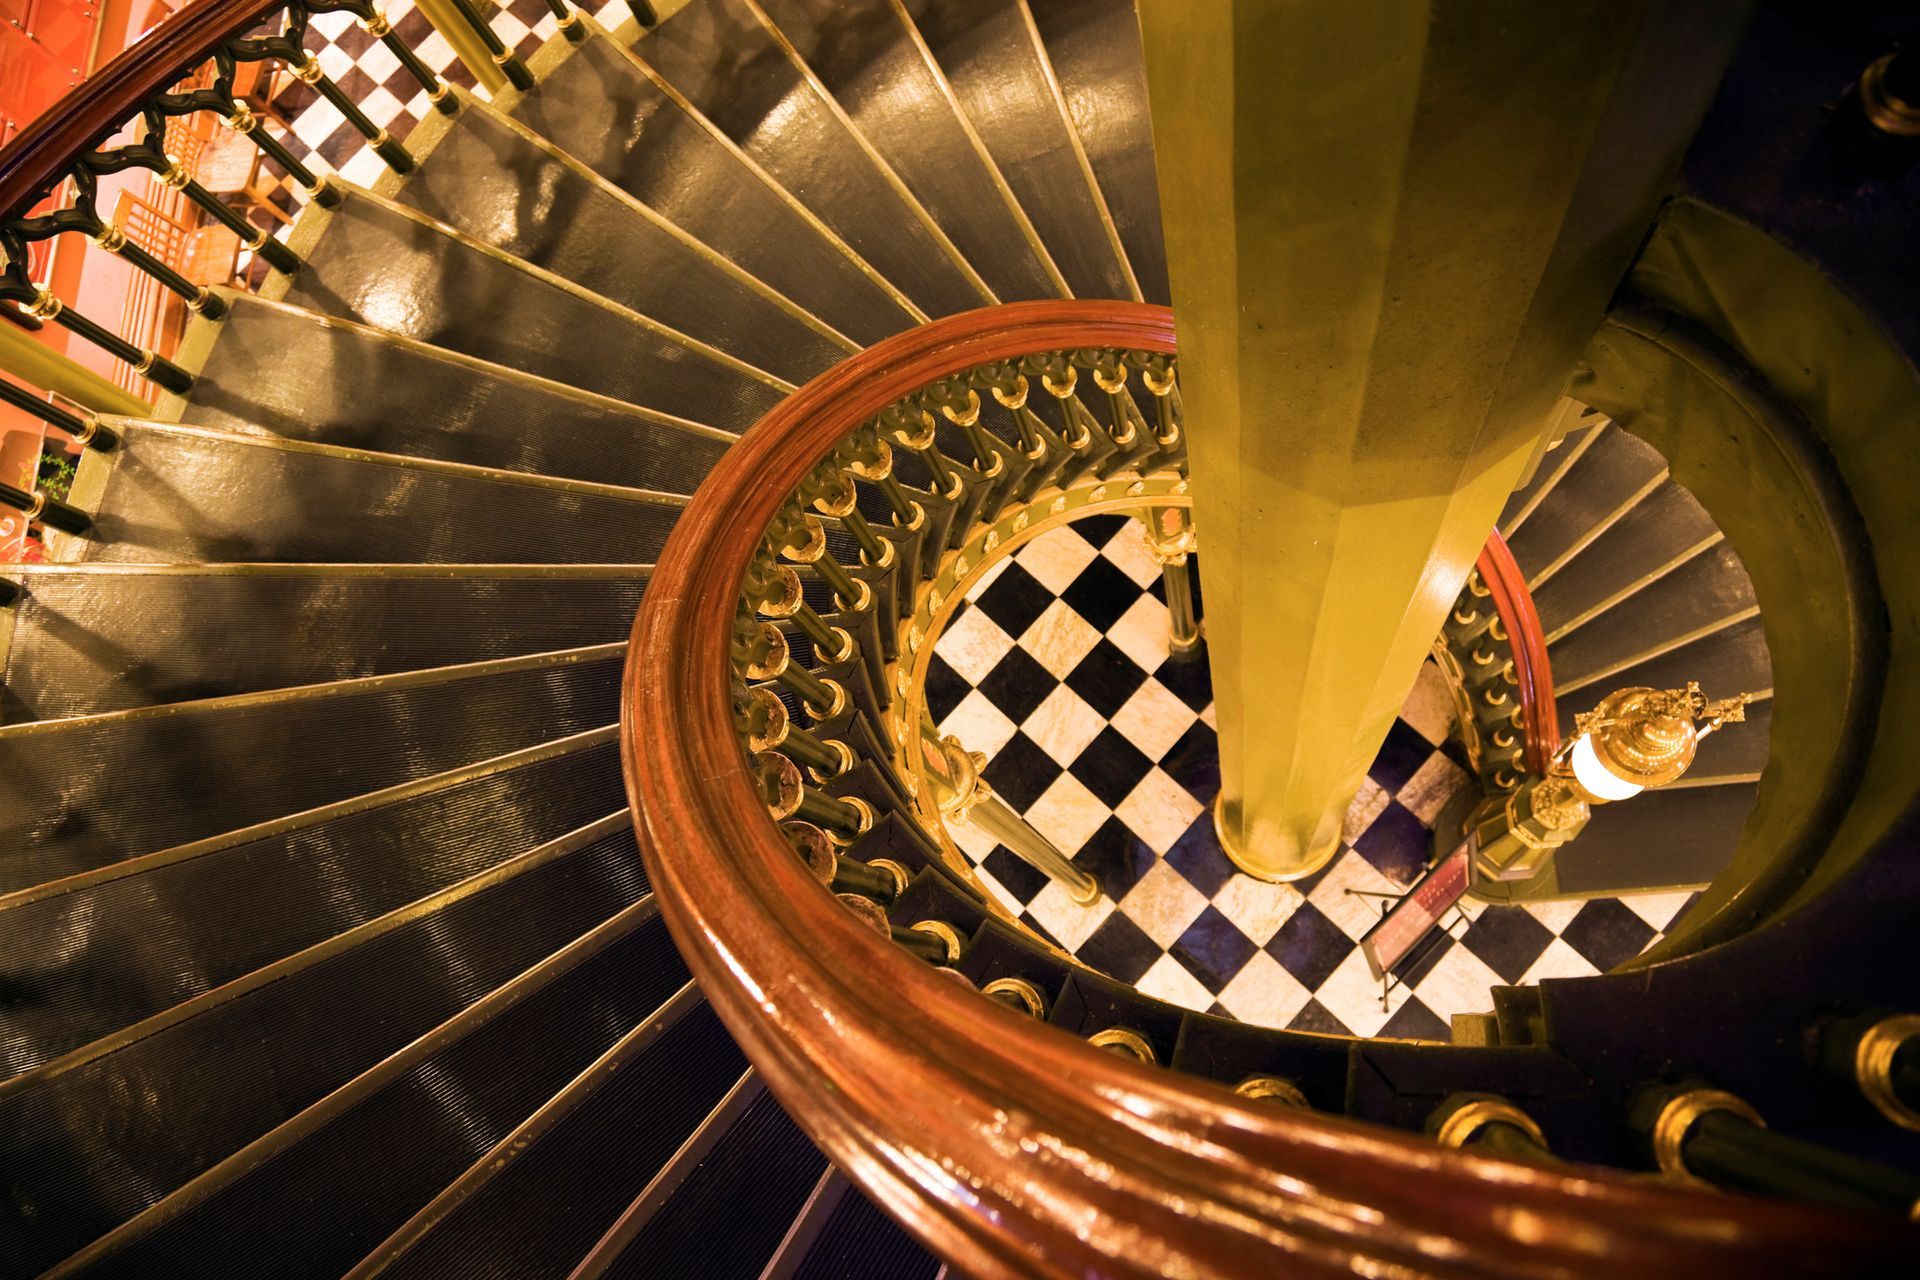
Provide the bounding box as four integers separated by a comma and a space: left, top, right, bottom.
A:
0, 480, 92, 536
441, 0, 536, 91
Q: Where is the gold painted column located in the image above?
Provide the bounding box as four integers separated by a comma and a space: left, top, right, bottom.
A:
1137, 0, 1752, 879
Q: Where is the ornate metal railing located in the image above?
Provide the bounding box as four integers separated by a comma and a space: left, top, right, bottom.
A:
624, 301, 1905, 1277
0, 0, 655, 536
1436, 530, 1561, 792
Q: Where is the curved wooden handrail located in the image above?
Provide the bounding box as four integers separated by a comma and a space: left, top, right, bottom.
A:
0, 0, 279, 220
1476, 529, 1561, 773
624, 300, 1902, 1278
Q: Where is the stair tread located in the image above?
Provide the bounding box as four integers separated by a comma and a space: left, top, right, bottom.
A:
1504, 424, 1668, 585
1497, 418, 1603, 534
1547, 541, 1762, 691
3, 827, 657, 1279
512, 23, 917, 346
1556, 616, 1773, 732
639, 0, 989, 318
178, 293, 733, 490
0, 562, 652, 721
278, 184, 792, 428
581, 1081, 828, 1280
786, 1172, 941, 1280
0, 739, 624, 1076
0, 642, 627, 890
1025, 0, 1171, 304
394, 92, 852, 384
354, 990, 748, 1280
905, 0, 1136, 301
53, 894, 683, 1280
68, 420, 686, 566
1555, 782, 1760, 896
760, 0, 1065, 303
1530, 481, 1723, 641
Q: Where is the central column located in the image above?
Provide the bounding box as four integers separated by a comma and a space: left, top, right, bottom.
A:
1137, 0, 1750, 879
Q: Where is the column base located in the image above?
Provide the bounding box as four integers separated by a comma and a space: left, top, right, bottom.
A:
1211, 794, 1339, 883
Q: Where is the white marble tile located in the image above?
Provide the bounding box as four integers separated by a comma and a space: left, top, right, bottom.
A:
1306, 851, 1402, 942
1105, 593, 1173, 674
934, 606, 1014, 684
1024, 772, 1109, 854
1402, 659, 1460, 746
338, 147, 390, 190
1211, 875, 1303, 948
1200, 703, 1217, 728
1396, 752, 1471, 825
1216, 950, 1312, 1029
939, 688, 1017, 759
948, 813, 999, 862
1108, 678, 1194, 762
1119, 861, 1210, 949
1114, 767, 1204, 853
1019, 599, 1103, 679
1315, 947, 1412, 1038
1618, 889, 1697, 934
964, 551, 1013, 600
1519, 898, 1586, 934
1341, 778, 1391, 846
1411, 940, 1506, 1024
1518, 937, 1602, 985
1016, 525, 1099, 594
1100, 521, 1164, 588
1021, 684, 1107, 766
1026, 879, 1114, 951
1137, 952, 1215, 1012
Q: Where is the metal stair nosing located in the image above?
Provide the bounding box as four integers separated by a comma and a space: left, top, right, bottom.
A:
0, 809, 635, 1101
341, 978, 711, 1280
381, 84, 863, 360
755, 1168, 854, 1280
40, 868, 658, 1280
565, 1068, 770, 1280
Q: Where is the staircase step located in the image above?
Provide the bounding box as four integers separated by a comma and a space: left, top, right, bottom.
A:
1497, 417, 1604, 535
639, 0, 990, 318
62, 421, 685, 565
0, 643, 626, 890
1531, 483, 1723, 642
1, 820, 655, 1279
760, 0, 1066, 303
574, 1077, 828, 1280
1547, 541, 1761, 692
779, 1171, 941, 1280
1556, 616, 1773, 734
1025, 0, 1170, 304
49, 893, 687, 1280
350, 992, 749, 1279
1504, 425, 1669, 586
905, 0, 1137, 302
0, 732, 623, 1075
511, 23, 918, 346
392, 92, 852, 384
1681, 695, 1772, 784
0, 563, 650, 721
177, 294, 731, 490
1555, 782, 1760, 896
277, 184, 791, 428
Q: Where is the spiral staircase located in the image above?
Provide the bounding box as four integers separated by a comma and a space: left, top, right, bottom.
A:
2, 0, 1917, 1275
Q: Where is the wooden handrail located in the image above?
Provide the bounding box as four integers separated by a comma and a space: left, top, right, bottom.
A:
1476, 529, 1561, 773
0, 0, 280, 221
623, 300, 1902, 1277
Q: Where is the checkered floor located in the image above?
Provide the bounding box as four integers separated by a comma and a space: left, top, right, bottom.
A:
227, 0, 633, 229
929, 516, 1701, 1041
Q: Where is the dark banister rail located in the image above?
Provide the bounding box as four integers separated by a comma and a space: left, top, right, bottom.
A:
1477, 528, 1560, 774
623, 300, 1905, 1278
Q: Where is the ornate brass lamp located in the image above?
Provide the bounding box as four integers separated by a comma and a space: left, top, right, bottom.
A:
1470, 683, 1753, 883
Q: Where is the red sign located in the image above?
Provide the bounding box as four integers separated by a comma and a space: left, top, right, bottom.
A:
1360, 842, 1472, 979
